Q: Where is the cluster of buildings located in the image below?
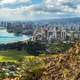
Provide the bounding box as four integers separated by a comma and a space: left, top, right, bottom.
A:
0, 21, 80, 43
32, 26, 80, 43
0, 21, 35, 35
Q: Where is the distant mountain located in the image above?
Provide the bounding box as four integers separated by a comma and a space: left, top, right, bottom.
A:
32, 17, 80, 24
1, 17, 80, 25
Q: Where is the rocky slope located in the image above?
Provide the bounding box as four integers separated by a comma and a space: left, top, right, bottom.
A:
39, 42, 80, 80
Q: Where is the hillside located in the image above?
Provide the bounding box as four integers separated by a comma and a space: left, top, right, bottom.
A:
0, 41, 80, 80
19, 41, 80, 80
32, 17, 80, 24
39, 42, 80, 80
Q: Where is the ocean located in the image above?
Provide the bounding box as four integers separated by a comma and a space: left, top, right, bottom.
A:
0, 28, 31, 44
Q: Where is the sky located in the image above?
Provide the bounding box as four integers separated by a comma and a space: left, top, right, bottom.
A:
0, 0, 80, 21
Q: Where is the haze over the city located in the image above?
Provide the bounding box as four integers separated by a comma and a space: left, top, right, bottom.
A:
0, 0, 80, 21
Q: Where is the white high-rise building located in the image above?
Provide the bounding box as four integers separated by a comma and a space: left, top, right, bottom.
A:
33, 27, 67, 42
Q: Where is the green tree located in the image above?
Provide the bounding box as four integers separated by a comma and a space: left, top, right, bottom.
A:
26, 41, 46, 55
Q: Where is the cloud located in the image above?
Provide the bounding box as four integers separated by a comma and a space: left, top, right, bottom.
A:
0, 0, 16, 4
0, 0, 80, 21
28, 0, 80, 16
0, 0, 32, 8
0, 0, 31, 4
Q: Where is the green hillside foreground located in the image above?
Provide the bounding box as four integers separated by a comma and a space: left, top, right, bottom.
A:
0, 42, 80, 80
0, 50, 60, 62
0, 42, 72, 62
0, 50, 28, 62
18, 42, 80, 80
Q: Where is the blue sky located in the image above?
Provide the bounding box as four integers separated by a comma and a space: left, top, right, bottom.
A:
0, 0, 80, 21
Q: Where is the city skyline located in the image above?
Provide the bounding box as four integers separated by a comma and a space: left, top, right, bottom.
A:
0, 0, 80, 21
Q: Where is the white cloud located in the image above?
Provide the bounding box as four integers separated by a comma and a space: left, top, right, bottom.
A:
0, 0, 80, 21
0, 7, 26, 21
19, 0, 31, 3
0, 0, 16, 4
43, 0, 80, 14
0, 0, 31, 4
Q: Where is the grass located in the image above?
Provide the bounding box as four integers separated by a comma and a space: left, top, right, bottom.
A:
0, 43, 71, 62
0, 42, 72, 62
0, 50, 61, 62
0, 50, 28, 62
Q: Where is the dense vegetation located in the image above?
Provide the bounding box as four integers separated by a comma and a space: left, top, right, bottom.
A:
17, 42, 80, 80
48, 42, 72, 53
0, 41, 72, 55
0, 41, 80, 80
0, 41, 46, 55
